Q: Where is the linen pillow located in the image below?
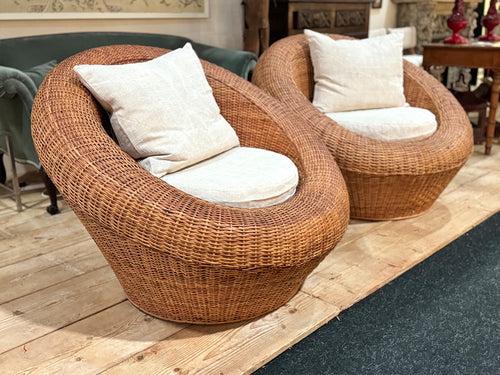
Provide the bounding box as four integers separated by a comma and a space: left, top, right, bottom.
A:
304, 29, 406, 113
73, 43, 240, 177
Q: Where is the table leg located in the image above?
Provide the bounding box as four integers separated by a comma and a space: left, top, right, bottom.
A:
485, 70, 500, 155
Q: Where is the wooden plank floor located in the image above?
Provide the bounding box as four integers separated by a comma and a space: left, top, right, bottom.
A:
1, 143, 499, 375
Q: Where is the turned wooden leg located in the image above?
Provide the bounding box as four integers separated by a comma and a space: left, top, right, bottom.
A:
485, 70, 500, 155
40, 167, 60, 215
0, 152, 5, 185
0, 135, 22, 212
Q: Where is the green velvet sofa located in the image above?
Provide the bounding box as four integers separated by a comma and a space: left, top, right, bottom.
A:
0, 32, 258, 214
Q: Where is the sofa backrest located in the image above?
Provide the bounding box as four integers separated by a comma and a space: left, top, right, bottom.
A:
0, 32, 189, 69
0, 32, 257, 79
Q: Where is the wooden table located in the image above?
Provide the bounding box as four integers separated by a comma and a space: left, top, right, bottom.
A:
423, 42, 500, 155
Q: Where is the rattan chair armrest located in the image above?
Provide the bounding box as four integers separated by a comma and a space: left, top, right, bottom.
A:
401, 60, 474, 164
206, 60, 332, 169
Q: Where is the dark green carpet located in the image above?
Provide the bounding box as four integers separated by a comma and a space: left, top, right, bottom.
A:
255, 212, 500, 375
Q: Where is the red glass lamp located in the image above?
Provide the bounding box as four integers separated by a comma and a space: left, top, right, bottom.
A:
480, 0, 500, 42
445, 0, 468, 44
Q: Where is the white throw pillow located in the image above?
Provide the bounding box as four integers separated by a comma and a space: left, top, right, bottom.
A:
388, 26, 417, 50
162, 147, 299, 208
325, 106, 437, 141
74, 43, 240, 177
304, 29, 406, 113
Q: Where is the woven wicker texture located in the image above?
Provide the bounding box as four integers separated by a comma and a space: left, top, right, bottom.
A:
252, 34, 474, 220
31, 44, 350, 324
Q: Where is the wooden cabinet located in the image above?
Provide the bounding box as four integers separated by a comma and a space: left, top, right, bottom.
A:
269, 0, 372, 44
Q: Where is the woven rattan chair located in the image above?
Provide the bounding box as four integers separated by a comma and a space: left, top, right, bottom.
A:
31, 44, 349, 324
253, 34, 474, 220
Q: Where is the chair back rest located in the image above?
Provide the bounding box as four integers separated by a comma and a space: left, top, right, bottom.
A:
387, 26, 418, 53
289, 36, 316, 101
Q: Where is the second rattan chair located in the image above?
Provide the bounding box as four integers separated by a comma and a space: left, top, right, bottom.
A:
253, 33, 474, 220
31, 44, 350, 324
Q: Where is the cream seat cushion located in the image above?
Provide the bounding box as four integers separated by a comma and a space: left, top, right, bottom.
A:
162, 147, 299, 208
74, 43, 240, 178
326, 106, 438, 141
403, 54, 424, 67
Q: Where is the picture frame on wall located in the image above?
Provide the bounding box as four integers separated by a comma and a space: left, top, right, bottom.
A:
0, 0, 209, 20
372, 0, 382, 9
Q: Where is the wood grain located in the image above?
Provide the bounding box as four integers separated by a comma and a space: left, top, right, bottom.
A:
0, 302, 186, 375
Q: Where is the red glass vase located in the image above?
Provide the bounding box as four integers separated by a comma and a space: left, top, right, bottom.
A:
480, 0, 500, 41
445, 0, 468, 44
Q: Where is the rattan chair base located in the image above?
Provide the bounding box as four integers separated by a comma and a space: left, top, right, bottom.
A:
123, 260, 321, 324
350, 205, 433, 221
343, 167, 462, 221
76, 203, 327, 324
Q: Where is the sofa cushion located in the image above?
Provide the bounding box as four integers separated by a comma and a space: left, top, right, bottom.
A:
73, 43, 240, 177
162, 146, 299, 208
304, 29, 406, 113
325, 106, 438, 141
25, 60, 58, 87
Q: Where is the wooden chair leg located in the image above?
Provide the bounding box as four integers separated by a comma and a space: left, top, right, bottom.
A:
0, 152, 6, 185
477, 108, 488, 144
5, 136, 22, 212
471, 107, 488, 145
40, 167, 60, 215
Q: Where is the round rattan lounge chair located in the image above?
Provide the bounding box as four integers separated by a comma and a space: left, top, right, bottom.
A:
252, 34, 474, 221
31, 45, 350, 324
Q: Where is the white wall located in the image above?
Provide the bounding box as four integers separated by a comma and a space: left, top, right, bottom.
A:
369, 1, 398, 30
0, 0, 244, 50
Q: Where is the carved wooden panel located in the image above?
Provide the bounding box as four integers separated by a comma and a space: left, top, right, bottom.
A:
295, 10, 332, 29
335, 10, 366, 28
268, 0, 371, 44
